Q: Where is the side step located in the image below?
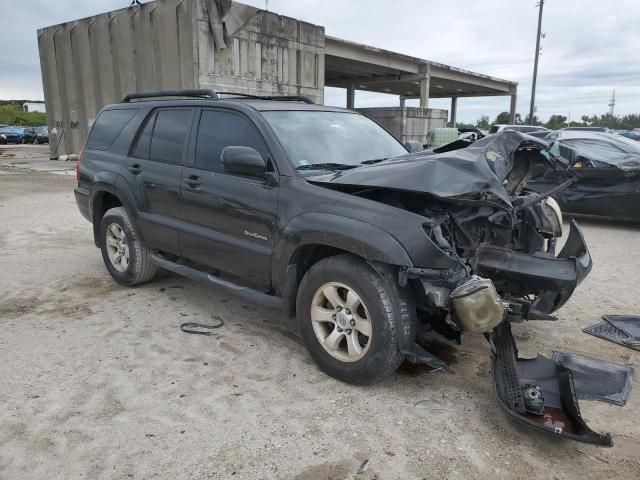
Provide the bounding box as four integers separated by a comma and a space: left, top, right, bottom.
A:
151, 254, 283, 309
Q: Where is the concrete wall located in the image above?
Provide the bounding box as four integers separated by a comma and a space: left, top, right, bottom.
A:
357, 107, 448, 144
38, 0, 325, 157
38, 0, 198, 157
196, 5, 325, 103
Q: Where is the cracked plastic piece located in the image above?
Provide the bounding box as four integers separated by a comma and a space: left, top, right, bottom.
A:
492, 322, 613, 446
553, 351, 634, 406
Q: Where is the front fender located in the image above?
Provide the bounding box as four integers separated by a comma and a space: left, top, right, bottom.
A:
273, 212, 413, 288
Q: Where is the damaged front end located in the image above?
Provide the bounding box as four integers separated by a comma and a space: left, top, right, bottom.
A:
310, 131, 608, 444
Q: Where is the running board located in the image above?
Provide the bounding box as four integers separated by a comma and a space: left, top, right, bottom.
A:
151, 254, 283, 309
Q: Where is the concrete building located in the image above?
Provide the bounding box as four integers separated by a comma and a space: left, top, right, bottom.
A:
23, 101, 46, 113
38, 0, 517, 157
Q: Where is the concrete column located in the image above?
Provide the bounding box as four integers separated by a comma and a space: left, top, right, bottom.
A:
419, 75, 430, 109
346, 84, 355, 109
450, 96, 458, 127
400, 96, 407, 143
509, 93, 517, 124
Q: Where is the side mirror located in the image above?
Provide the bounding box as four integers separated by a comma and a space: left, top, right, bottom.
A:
221, 146, 266, 176
404, 140, 424, 153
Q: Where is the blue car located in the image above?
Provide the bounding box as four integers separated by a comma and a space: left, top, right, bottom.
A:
0, 127, 22, 144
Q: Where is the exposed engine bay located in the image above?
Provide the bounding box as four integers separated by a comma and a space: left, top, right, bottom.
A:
309, 131, 609, 445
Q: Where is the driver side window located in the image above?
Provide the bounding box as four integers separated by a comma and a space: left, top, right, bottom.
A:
195, 110, 271, 173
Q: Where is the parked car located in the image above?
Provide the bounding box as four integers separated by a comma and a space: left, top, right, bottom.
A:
489, 124, 550, 135
75, 90, 609, 445
529, 130, 640, 223
22, 127, 37, 144
563, 126, 613, 133
618, 130, 640, 141
0, 126, 22, 144
34, 126, 49, 144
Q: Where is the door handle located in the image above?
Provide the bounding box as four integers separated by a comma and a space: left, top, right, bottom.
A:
184, 175, 201, 189
128, 164, 142, 175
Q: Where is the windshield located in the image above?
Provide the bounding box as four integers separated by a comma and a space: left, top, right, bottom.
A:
262, 111, 408, 170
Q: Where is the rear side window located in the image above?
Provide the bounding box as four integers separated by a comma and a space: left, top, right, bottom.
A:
195, 110, 269, 172
87, 109, 137, 151
132, 112, 156, 159
149, 109, 193, 164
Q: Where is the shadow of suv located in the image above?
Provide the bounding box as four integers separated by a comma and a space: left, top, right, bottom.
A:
75, 90, 609, 445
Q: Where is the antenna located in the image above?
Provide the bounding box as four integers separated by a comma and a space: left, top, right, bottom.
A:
608, 89, 616, 116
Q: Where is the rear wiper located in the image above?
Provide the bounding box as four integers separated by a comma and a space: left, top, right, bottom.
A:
296, 163, 359, 171
361, 157, 388, 165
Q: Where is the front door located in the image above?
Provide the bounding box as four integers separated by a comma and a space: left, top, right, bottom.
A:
125, 107, 195, 255
179, 108, 278, 289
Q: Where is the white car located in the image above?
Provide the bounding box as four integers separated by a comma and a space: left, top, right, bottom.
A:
489, 124, 550, 134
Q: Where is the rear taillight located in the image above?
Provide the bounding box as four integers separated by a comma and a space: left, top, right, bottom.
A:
77, 149, 84, 182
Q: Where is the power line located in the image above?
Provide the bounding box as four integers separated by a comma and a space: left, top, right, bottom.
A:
529, 0, 545, 125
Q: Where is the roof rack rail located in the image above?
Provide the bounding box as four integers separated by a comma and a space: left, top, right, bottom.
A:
216, 92, 315, 104
122, 89, 219, 103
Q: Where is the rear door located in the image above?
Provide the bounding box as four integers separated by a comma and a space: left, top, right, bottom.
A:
125, 107, 195, 255
179, 108, 278, 288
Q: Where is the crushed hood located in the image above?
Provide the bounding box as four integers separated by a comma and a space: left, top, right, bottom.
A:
307, 131, 567, 207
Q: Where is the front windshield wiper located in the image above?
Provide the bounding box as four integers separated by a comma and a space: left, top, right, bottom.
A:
360, 157, 389, 165
296, 163, 359, 171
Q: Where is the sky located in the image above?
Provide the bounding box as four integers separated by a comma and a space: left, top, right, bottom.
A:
1, 0, 638, 124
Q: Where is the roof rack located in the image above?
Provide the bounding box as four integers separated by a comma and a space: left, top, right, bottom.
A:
216, 92, 315, 104
122, 89, 219, 103
121, 89, 315, 105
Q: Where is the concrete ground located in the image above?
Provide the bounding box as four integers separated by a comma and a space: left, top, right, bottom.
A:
1, 144, 639, 480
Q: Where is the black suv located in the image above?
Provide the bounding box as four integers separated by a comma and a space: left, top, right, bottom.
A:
76, 90, 607, 444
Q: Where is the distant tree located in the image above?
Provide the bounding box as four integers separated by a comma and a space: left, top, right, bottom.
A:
494, 112, 511, 125
0, 103, 46, 127
514, 113, 524, 125
476, 115, 491, 131
524, 114, 542, 126
454, 122, 476, 130
545, 115, 568, 130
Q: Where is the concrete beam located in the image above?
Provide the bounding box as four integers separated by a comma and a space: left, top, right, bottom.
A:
420, 75, 430, 109
450, 96, 458, 127
400, 96, 407, 143
428, 65, 513, 93
346, 83, 355, 109
509, 93, 517, 124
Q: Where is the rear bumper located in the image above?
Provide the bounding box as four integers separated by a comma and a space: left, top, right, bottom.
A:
474, 220, 591, 314
74, 187, 91, 222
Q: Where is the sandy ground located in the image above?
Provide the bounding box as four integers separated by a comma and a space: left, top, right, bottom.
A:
1, 144, 639, 480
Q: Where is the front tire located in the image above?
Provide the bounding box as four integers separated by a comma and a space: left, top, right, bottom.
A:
297, 254, 409, 385
99, 207, 157, 286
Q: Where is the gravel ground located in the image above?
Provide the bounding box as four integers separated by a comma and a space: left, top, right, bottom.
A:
1, 145, 639, 479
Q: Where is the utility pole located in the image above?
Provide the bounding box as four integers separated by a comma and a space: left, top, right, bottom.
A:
265, 0, 270, 11
608, 89, 616, 116
529, 0, 545, 125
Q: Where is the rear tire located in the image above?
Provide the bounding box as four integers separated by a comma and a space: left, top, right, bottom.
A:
99, 207, 157, 286
297, 254, 409, 385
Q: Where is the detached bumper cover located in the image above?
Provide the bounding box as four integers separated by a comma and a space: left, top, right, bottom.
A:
474, 219, 592, 314
492, 322, 613, 446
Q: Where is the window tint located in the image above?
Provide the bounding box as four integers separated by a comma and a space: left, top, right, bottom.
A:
149, 109, 193, 164
87, 109, 137, 151
132, 112, 156, 159
195, 110, 269, 172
